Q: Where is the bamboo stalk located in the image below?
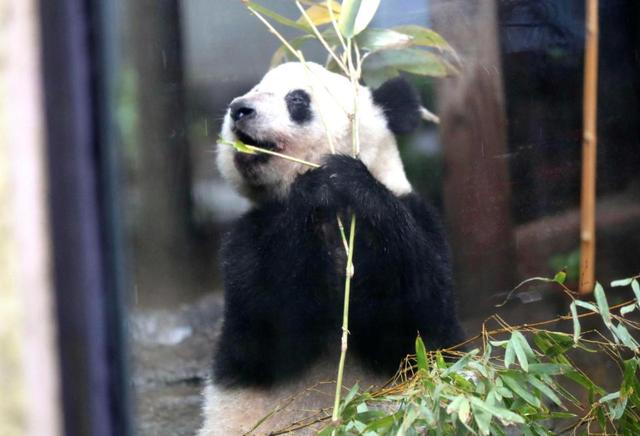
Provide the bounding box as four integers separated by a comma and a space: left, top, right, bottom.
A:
331, 214, 356, 424
579, 0, 599, 294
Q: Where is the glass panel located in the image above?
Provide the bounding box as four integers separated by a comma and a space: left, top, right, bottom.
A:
101, 1, 640, 433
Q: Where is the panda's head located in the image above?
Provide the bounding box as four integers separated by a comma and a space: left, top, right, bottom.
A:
217, 62, 423, 202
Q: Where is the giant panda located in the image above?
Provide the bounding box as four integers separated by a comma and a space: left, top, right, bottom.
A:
198, 62, 464, 435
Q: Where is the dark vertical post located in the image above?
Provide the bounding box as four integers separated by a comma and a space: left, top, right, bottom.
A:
432, 0, 516, 315
126, 0, 201, 306
38, 0, 130, 434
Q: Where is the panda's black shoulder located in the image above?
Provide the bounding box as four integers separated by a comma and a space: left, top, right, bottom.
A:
372, 76, 422, 135
398, 192, 451, 263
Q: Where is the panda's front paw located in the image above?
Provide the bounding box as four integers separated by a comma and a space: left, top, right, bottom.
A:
290, 164, 338, 211
320, 154, 376, 194
290, 155, 376, 212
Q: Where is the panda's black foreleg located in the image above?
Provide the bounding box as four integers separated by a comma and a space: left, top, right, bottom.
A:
292, 154, 421, 259
294, 154, 465, 370
213, 204, 332, 387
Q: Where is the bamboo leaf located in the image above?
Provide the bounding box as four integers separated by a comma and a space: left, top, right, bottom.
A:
470, 401, 491, 436
564, 369, 606, 395
527, 375, 564, 407
512, 331, 535, 358
361, 65, 398, 88
340, 383, 360, 411
246, 2, 311, 32
489, 340, 509, 347
356, 28, 412, 52
632, 280, 640, 305
612, 324, 639, 351
548, 411, 577, 419
446, 395, 463, 415
442, 349, 479, 377
364, 48, 451, 77
296, 1, 341, 26
599, 391, 620, 404
337, 0, 361, 37
596, 406, 607, 430
270, 35, 314, 67
522, 427, 535, 436
621, 359, 638, 397
338, 0, 381, 38
219, 138, 257, 155
553, 269, 567, 285
620, 303, 636, 316
494, 386, 513, 399
458, 398, 471, 425
354, 410, 385, 423
510, 335, 529, 372
435, 350, 446, 369
415, 336, 428, 372
393, 25, 452, 51
574, 300, 598, 312
363, 413, 398, 432
469, 396, 525, 425
532, 331, 574, 357
611, 277, 633, 287
570, 301, 580, 343
504, 340, 515, 369
594, 282, 612, 326
317, 427, 333, 436
527, 363, 571, 375
500, 374, 541, 407
611, 396, 628, 420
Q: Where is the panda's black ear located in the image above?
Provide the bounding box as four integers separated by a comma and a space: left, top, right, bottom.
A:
371, 76, 422, 135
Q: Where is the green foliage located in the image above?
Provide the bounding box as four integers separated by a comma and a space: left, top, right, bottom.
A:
253, 0, 458, 86
338, 0, 380, 38
316, 276, 640, 435
549, 249, 580, 284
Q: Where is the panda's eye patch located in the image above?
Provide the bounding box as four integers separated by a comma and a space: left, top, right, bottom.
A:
285, 89, 312, 124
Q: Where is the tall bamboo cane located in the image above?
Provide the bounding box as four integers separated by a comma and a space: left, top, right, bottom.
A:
579, 0, 599, 294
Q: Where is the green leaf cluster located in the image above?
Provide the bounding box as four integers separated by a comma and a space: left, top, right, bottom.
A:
317, 277, 640, 435
252, 0, 459, 86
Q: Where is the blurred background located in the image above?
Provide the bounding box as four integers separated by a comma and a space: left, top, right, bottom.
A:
1, 1, 638, 435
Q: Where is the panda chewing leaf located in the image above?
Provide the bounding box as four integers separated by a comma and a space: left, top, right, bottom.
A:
200, 62, 464, 435
219, 136, 321, 169
233, 127, 279, 152
219, 138, 257, 155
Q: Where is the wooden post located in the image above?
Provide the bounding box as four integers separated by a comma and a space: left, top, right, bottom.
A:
579, 0, 599, 294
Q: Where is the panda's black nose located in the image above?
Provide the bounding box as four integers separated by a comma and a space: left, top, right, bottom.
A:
229, 99, 256, 122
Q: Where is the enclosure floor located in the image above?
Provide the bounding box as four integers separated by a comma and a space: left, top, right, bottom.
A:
131, 293, 224, 436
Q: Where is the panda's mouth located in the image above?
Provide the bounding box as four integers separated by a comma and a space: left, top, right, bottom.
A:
231, 128, 277, 173
233, 128, 278, 152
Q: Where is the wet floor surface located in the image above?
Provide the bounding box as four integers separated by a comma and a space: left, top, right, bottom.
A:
131, 293, 224, 436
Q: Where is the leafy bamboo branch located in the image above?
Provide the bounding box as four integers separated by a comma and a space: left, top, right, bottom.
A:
265, 275, 640, 435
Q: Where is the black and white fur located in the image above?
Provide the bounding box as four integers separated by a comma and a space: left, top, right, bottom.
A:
199, 62, 464, 435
